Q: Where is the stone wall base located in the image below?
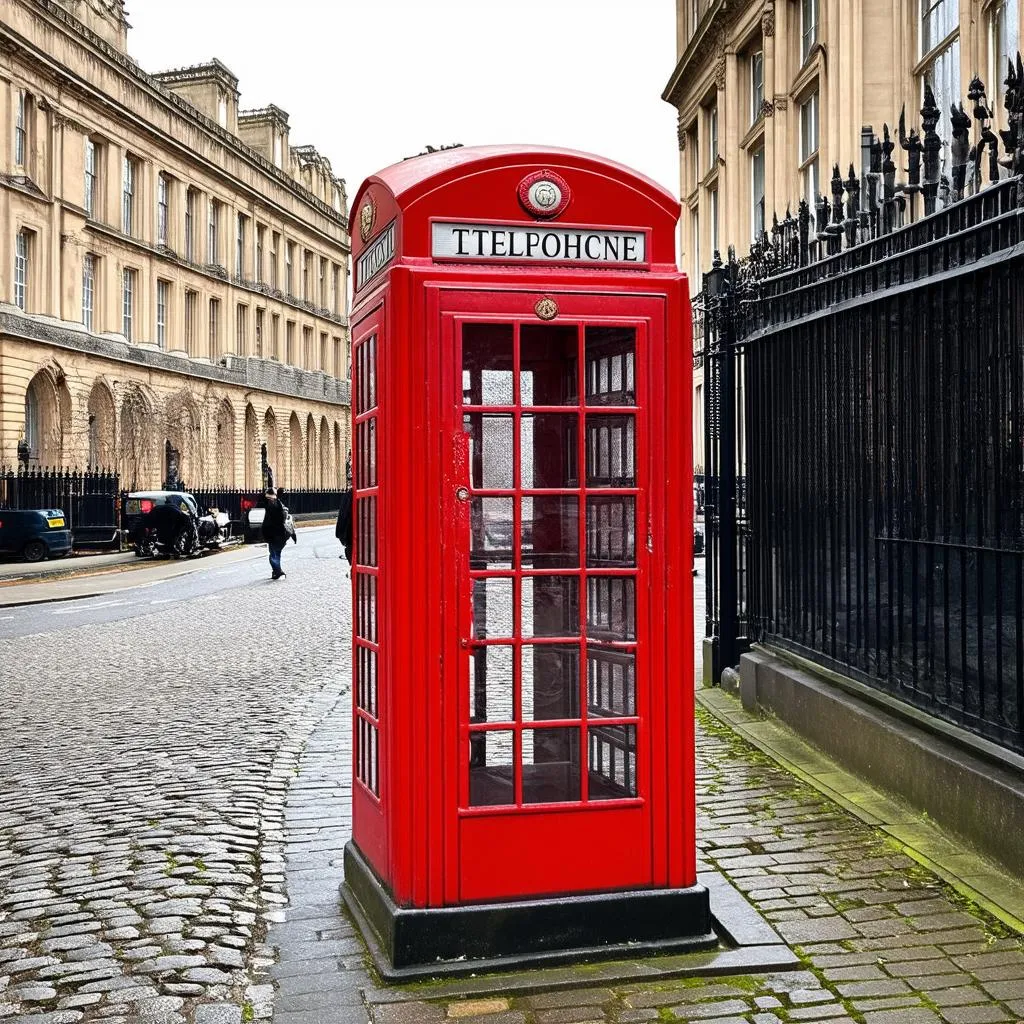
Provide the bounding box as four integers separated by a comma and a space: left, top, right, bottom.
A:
739, 647, 1024, 878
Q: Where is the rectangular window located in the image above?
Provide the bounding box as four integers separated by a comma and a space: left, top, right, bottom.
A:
185, 189, 196, 262
14, 230, 29, 311
236, 304, 247, 354
751, 146, 766, 239
921, 0, 958, 56
157, 173, 169, 247
801, 0, 819, 62
185, 290, 197, 355
82, 253, 96, 331
333, 336, 342, 378
751, 50, 764, 123
302, 250, 311, 300
255, 308, 264, 358
209, 298, 220, 358
332, 263, 341, 314
989, 1, 1020, 94
256, 225, 265, 284
923, 37, 960, 176
303, 325, 313, 368
122, 155, 136, 236
14, 89, 27, 167
710, 188, 719, 256
84, 138, 98, 218
236, 212, 247, 277
286, 242, 294, 295
688, 127, 699, 188
271, 313, 280, 359
319, 257, 328, 308
208, 199, 220, 264
271, 232, 280, 289
800, 90, 821, 220
707, 104, 719, 170
286, 320, 296, 364
320, 331, 328, 371
692, 210, 701, 282
157, 280, 169, 349
122, 268, 136, 341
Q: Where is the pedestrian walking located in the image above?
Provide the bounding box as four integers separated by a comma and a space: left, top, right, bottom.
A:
336, 487, 353, 565
262, 487, 289, 580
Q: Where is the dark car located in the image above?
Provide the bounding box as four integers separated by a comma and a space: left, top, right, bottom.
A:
123, 490, 200, 540
0, 508, 73, 562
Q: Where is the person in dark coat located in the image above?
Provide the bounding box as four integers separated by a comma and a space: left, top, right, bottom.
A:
336, 488, 353, 564
262, 487, 289, 579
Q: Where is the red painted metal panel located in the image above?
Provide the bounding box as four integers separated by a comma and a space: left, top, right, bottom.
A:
348, 147, 694, 911
459, 806, 651, 903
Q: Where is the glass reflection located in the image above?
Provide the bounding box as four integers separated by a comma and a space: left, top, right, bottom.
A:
462, 323, 514, 406
520, 324, 578, 405
472, 577, 514, 639
521, 414, 578, 489
585, 326, 635, 406
521, 576, 580, 637
523, 643, 580, 721
469, 730, 514, 806
522, 495, 578, 568
523, 727, 580, 803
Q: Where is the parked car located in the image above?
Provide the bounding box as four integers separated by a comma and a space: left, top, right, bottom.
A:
124, 491, 230, 558
0, 508, 73, 562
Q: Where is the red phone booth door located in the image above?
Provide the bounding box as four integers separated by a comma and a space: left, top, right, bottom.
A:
445, 291, 662, 904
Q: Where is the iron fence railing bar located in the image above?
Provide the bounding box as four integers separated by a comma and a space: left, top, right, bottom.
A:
701, 58, 1024, 754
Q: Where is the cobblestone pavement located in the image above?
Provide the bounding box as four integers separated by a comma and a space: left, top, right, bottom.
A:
265, 563, 1024, 1023
4, 548, 1024, 1024
0, 531, 349, 1023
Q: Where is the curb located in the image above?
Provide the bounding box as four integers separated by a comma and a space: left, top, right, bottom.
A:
0, 523, 335, 608
695, 686, 1024, 937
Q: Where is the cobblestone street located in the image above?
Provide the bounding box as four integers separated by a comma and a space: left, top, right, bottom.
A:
2, 545, 1023, 1024
0, 530, 350, 1023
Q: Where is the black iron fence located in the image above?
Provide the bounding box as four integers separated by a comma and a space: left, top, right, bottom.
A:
0, 467, 345, 552
185, 486, 346, 524
703, 64, 1024, 753
0, 467, 120, 547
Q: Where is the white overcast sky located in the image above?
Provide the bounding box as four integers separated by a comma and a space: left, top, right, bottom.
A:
126, 0, 680, 204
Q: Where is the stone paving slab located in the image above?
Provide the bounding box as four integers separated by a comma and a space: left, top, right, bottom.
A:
265, 658, 1024, 1024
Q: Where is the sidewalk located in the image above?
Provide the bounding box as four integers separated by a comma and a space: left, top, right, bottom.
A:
0, 548, 137, 581
263, 566, 1024, 1024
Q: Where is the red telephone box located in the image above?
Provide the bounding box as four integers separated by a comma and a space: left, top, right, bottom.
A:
342, 146, 711, 977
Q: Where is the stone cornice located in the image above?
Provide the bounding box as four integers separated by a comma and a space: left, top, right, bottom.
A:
662, 0, 758, 108
6, 0, 349, 233
0, 306, 351, 407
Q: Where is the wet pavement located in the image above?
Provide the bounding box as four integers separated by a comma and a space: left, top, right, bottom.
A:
1, 549, 1022, 1024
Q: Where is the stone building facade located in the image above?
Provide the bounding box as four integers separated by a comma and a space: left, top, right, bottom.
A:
663, 0, 1020, 468
0, 0, 351, 490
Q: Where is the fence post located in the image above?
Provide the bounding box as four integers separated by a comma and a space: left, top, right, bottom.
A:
717, 262, 740, 675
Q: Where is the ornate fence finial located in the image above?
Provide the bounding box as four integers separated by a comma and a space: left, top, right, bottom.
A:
899, 104, 923, 190
950, 102, 971, 200
792, 201, 806, 266
1002, 53, 1024, 183
844, 164, 860, 246
921, 83, 942, 215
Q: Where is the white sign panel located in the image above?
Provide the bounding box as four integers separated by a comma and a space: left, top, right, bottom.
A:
432, 222, 647, 266
358, 221, 395, 286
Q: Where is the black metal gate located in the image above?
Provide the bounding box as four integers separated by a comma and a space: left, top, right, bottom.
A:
704, 67, 1024, 754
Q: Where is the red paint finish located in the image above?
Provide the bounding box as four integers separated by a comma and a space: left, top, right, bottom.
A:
349, 146, 694, 910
